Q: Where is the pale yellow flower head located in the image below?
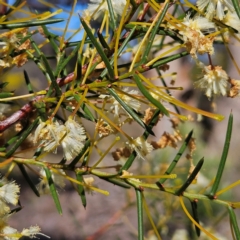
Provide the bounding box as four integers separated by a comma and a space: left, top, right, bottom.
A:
179, 14, 215, 57
0, 179, 20, 206
197, 0, 234, 20
194, 61, 230, 98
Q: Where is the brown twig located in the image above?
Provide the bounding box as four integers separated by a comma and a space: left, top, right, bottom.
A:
0, 72, 75, 133
137, 3, 150, 22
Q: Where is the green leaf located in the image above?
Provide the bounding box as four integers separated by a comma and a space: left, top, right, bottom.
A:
65, 39, 92, 48
124, 24, 180, 42
55, 53, 68, 77
140, 1, 170, 64
40, 25, 60, 54
157, 130, 193, 185
97, 30, 111, 51
228, 206, 240, 239
9, 206, 22, 215
80, 17, 114, 80
0, 19, 64, 29
40, 53, 62, 96
142, 109, 160, 139
100, 26, 137, 79
73, 94, 81, 102
232, 0, 240, 19
81, 103, 96, 122
29, 39, 61, 96
72, 95, 96, 122
0, 92, 14, 98
190, 200, 200, 237
34, 101, 47, 122
3, 130, 23, 150
44, 167, 62, 215
175, 158, 204, 196
33, 147, 43, 159
151, 51, 189, 69
26, 46, 45, 75
24, 70, 34, 94
120, 150, 138, 173
6, 118, 39, 158
75, 173, 87, 208
209, 113, 233, 198
136, 189, 144, 240
18, 163, 40, 197
106, 0, 117, 30
0, 82, 9, 88
107, 87, 154, 135
55, 41, 81, 77
76, 52, 82, 81
133, 73, 169, 116
129, 0, 137, 9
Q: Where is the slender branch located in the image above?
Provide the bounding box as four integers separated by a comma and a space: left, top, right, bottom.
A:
0, 73, 75, 133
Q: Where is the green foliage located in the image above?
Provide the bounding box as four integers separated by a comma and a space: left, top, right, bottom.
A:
0, 0, 240, 239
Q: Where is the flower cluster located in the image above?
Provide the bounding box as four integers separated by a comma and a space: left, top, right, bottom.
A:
86, 0, 240, 108
197, 0, 235, 20
34, 118, 86, 161
0, 178, 19, 217
95, 119, 114, 137
222, 11, 240, 39
0, 29, 30, 71
126, 137, 153, 160
179, 14, 215, 57
0, 177, 46, 239
168, 0, 239, 99
194, 61, 230, 98
83, 177, 96, 194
